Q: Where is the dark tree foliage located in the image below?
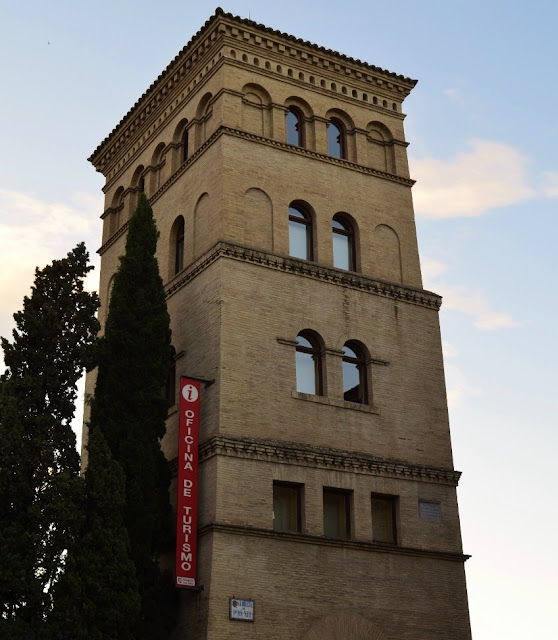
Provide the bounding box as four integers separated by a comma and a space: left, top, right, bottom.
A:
48, 424, 140, 640
89, 193, 176, 638
0, 243, 99, 637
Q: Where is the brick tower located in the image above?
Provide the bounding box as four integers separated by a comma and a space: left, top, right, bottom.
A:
86, 8, 472, 639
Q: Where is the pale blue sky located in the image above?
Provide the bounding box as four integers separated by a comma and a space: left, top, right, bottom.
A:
1, 2, 557, 638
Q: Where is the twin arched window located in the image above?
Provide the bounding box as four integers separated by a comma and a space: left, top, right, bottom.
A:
174, 217, 185, 274
286, 108, 304, 147
342, 342, 367, 404
289, 205, 312, 260
181, 129, 189, 164
332, 214, 355, 271
295, 333, 368, 403
327, 119, 345, 159
289, 206, 356, 271
295, 332, 322, 395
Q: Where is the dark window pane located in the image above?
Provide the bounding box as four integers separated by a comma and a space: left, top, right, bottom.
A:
273, 483, 301, 532
371, 496, 396, 543
182, 130, 189, 163
342, 344, 366, 403
323, 490, 350, 538
286, 110, 301, 146
328, 121, 342, 158
175, 219, 185, 274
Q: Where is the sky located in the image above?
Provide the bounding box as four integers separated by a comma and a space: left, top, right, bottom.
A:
1, 1, 556, 637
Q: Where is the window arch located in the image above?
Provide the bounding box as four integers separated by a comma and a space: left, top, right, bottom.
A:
286, 107, 304, 147
132, 165, 145, 190
181, 128, 189, 163
342, 341, 368, 404
296, 331, 323, 395
173, 216, 185, 274
332, 214, 356, 271
289, 204, 313, 260
327, 119, 345, 158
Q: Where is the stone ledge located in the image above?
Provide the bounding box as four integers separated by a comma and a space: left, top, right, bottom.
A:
194, 435, 461, 486
291, 391, 381, 415
163, 241, 442, 310
199, 522, 470, 562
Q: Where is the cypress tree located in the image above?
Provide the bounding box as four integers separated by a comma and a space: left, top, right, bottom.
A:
89, 193, 175, 638
48, 424, 140, 640
0, 243, 99, 637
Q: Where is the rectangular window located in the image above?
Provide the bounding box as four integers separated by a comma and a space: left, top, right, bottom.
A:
371, 494, 397, 543
273, 482, 301, 532
323, 488, 351, 539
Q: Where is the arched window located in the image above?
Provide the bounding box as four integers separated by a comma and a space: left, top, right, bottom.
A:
286, 108, 303, 147
332, 214, 355, 271
289, 205, 312, 260
327, 119, 345, 158
342, 342, 367, 404
174, 217, 185, 274
138, 175, 145, 193
181, 128, 189, 163
296, 332, 322, 395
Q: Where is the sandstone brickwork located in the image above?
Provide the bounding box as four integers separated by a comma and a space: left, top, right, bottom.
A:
85, 8, 472, 639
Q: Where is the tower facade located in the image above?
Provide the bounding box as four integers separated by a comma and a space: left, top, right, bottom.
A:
87, 9, 471, 639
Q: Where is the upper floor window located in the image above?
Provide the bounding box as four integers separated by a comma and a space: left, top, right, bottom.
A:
296, 331, 322, 395
323, 488, 351, 539
289, 205, 312, 260
286, 108, 304, 147
342, 342, 367, 404
181, 129, 189, 163
273, 482, 302, 532
327, 119, 345, 159
371, 494, 397, 543
332, 214, 355, 271
175, 217, 185, 274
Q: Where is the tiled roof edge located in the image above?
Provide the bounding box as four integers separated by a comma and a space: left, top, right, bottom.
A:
88, 7, 417, 165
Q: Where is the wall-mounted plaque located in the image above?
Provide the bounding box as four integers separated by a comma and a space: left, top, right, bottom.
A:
419, 500, 442, 522
229, 598, 255, 622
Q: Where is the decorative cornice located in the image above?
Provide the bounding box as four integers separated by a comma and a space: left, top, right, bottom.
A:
199, 522, 470, 562
164, 240, 442, 310
212, 127, 415, 186
89, 9, 417, 172
216, 9, 417, 86
196, 435, 461, 486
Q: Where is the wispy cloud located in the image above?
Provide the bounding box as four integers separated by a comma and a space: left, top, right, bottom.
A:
422, 257, 518, 331
421, 258, 448, 281
445, 362, 481, 408
442, 340, 460, 358
542, 171, 558, 198
442, 285, 519, 330
411, 139, 535, 219
0, 189, 102, 350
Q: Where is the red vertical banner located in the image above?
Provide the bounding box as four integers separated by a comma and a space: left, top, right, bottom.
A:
175, 378, 200, 588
